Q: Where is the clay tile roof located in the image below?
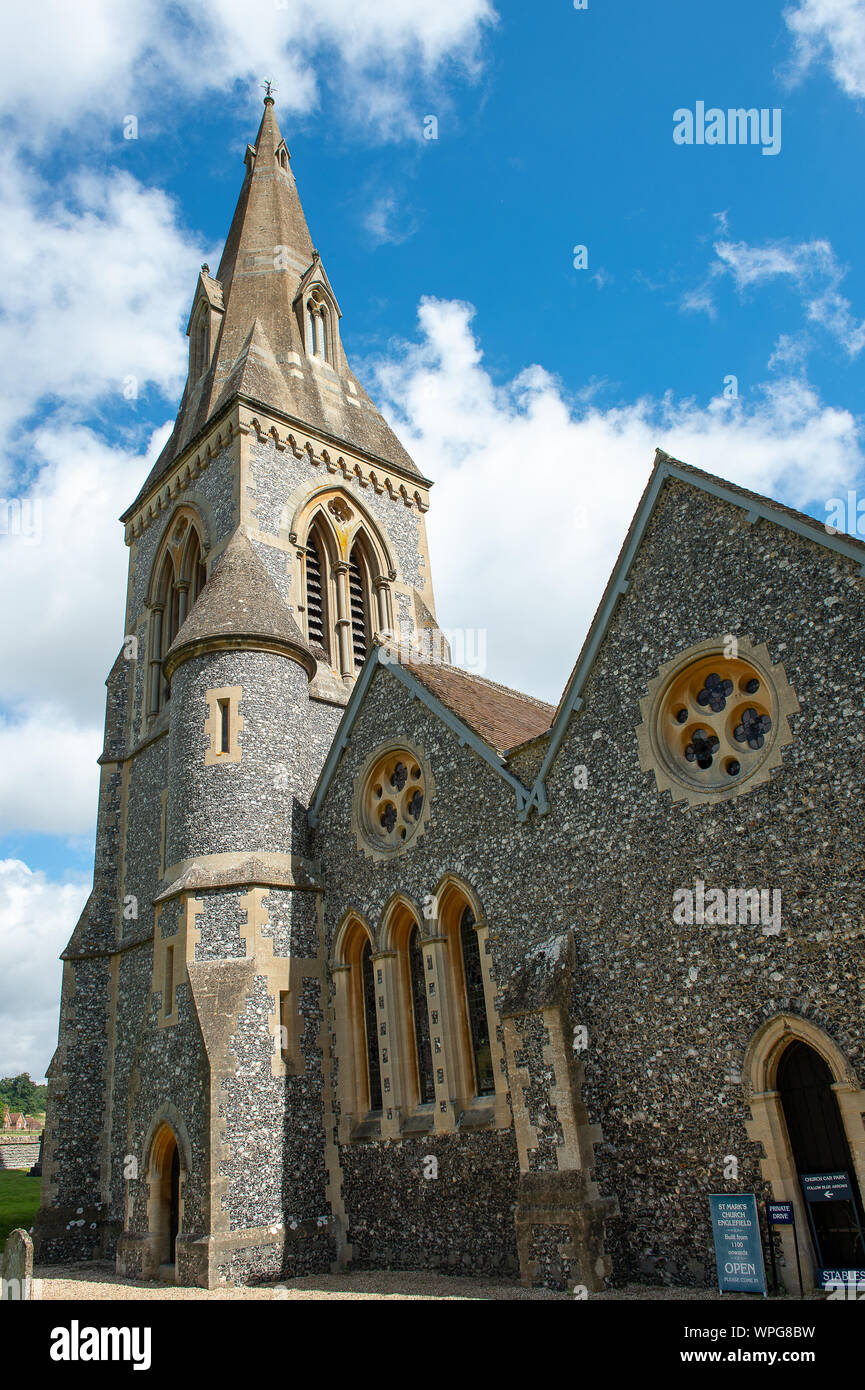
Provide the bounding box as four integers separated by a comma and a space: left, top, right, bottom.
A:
164, 528, 316, 678
402, 659, 554, 755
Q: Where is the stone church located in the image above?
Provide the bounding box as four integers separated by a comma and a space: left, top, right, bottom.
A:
34, 96, 865, 1293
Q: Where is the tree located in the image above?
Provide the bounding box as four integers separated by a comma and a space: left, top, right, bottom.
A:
0, 1074, 47, 1115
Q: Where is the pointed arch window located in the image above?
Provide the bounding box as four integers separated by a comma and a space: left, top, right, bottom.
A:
190, 303, 210, 382
361, 939, 382, 1112
459, 907, 494, 1096
305, 292, 331, 363
298, 503, 392, 679
149, 514, 207, 715
408, 924, 435, 1104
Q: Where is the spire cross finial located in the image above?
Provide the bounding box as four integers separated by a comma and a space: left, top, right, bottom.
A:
261, 79, 276, 102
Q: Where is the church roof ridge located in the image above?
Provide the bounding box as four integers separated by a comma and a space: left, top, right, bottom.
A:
400, 657, 554, 753
403, 656, 555, 714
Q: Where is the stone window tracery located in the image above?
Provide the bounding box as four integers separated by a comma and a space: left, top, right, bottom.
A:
336, 882, 503, 1142
353, 744, 433, 859
297, 499, 392, 680
305, 288, 331, 363
637, 636, 799, 806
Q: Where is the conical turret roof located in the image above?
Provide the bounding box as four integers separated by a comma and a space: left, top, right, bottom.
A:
163, 527, 316, 679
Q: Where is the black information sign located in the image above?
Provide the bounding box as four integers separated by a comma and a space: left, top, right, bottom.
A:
767, 1201, 794, 1225
801, 1171, 853, 1203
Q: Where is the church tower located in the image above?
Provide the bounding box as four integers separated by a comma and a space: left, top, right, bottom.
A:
34, 95, 440, 1285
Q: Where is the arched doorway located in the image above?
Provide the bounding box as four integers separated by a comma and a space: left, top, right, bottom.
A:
778, 1041, 865, 1272
743, 1013, 865, 1289
147, 1123, 183, 1273
169, 1143, 180, 1263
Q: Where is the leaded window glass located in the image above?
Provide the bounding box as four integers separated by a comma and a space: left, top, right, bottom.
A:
409, 925, 435, 1103
460, 907, 494, 1095
361, 939, 382, 1111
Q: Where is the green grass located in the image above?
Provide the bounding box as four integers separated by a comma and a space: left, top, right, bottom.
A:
0, 1170, 41, 1251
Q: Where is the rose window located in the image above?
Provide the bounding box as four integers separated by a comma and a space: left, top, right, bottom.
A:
637, 638, 799, 806
357, 746, 432, 856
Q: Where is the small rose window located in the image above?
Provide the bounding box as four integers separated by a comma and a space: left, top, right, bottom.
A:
361, 748, 429, 853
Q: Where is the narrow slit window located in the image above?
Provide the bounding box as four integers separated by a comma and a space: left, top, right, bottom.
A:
305, 533, 327, 654
348, 546, 368, 670
165, 945, 175, 1017
279, 991, 290, 1063
218, 699, 230, 754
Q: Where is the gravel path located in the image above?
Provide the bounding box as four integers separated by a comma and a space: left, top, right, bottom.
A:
34, 1263, 818, 1301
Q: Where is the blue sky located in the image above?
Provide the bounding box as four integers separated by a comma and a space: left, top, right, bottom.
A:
1, 0, 864, 1077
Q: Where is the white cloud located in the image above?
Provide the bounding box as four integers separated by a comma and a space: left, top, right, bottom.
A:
0, 423, 169, 722
0, 160, 208, 456
374, 297, 865, 703
0, 860, 89, 1079
0, 422, 170, 837
0, 0, 496, 144
364, 194, 418, 247
784, 0, 865, 100
683, 233, 865, 358
0, 708, 103, 836
680, 285, 717, 318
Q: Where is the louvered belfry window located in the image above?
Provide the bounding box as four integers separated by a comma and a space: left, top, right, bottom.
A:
348, 546, 368, 670
305, 532, 326, 654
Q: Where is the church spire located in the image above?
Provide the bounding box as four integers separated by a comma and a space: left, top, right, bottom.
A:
124, 90, 421, 522
215, 90, 315, 304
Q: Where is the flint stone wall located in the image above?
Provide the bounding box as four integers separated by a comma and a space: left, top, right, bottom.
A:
314, 477, 865, 1287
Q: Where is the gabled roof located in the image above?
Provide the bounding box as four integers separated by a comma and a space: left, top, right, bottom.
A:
295, 252, 342, 317
123, 97, 423, 522
402, 660, 553, 755
163, 527, 316, 679
523, 448, 865, 817
308, 645, 539, 825
185, 267, 225, 332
